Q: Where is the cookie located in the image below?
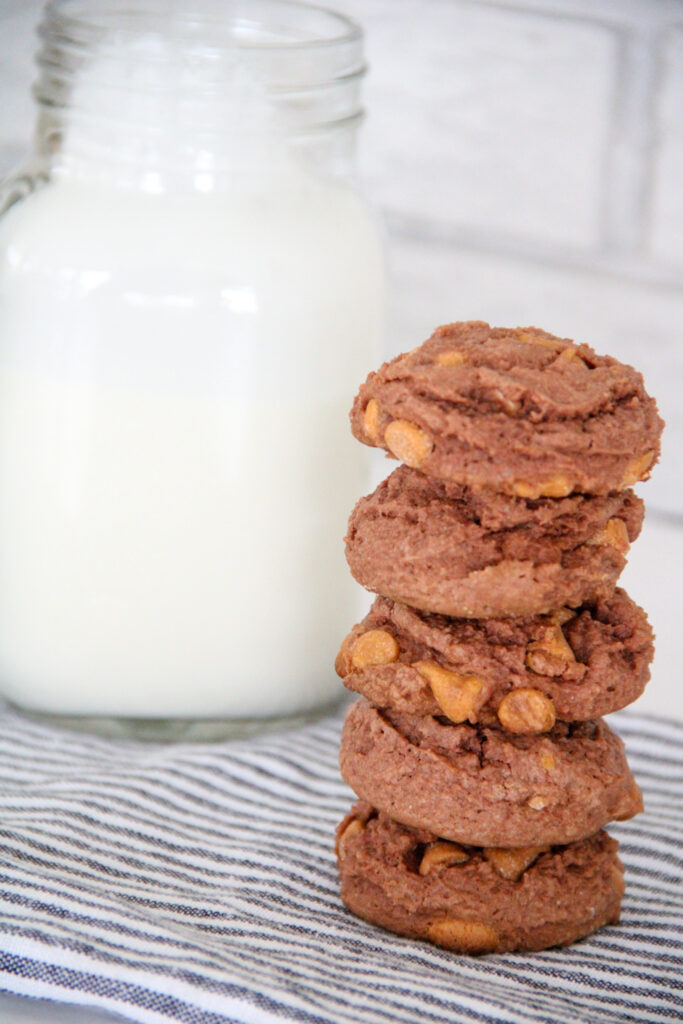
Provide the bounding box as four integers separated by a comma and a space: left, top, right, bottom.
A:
336, 590, 653, 731
336, 803, 624, 954
345, 466, 643, 618
350, 322, 663, 496
340, 699, 642, 847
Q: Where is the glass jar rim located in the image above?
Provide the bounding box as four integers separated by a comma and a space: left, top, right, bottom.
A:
35, 0, 367, 112
39, 0, 363, 53
29, 0, 367, 189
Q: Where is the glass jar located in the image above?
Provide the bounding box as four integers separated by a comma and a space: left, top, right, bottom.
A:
0, 0, 383, 739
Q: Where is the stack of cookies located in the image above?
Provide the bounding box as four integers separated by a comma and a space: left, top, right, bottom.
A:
334, 321, 663, 955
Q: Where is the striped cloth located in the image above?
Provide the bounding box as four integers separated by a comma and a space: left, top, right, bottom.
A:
0, 703, 679, 1024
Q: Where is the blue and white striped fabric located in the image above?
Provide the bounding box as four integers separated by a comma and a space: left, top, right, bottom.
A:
0, 703, 679, 1024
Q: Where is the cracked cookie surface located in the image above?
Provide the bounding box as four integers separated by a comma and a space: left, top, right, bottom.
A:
350, 321, 663, 495
336, 803, 624, 954
339, 699, 642, 847
345, 466, 643, 618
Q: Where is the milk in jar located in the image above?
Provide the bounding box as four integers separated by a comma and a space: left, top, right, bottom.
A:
0, 1, 383, 734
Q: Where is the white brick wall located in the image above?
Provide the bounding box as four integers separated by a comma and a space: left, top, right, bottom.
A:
334, 0, 683, 277
0, 0, 42, 174
651, 27, 683, 267
353, 4, 617, 250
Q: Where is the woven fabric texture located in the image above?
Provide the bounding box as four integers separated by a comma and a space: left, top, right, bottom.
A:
0, 704, 679, 1024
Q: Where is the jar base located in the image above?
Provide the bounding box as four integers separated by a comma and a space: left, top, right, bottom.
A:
6, 698, 345, 742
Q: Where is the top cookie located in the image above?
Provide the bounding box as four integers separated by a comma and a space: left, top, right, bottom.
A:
350, 322, 663, 496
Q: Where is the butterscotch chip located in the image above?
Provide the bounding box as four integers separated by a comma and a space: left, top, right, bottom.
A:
419, 840, 469, 875
435, 350, 466, 367
484, 846, 549, 881
621, 450, 655, 487
548, 606, 577, 626
337, 817, 365, 857
414, 661, 483, 723
427, 918, 499, 953
513, 475, 573, 499
362, 398, 380, 441
384, 420, 433, 469
351, 629, 400, 669
498, 688, 556, 733
588, 517, 630, 554
527, 795, 548, 811
337, 805, 625, 954
334, 633, 355, 676
514, 328, 560, 350
556, 345, 580, 361
525, 625, 575, 676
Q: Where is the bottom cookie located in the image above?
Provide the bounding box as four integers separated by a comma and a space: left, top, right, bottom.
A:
336, 803, 624, 954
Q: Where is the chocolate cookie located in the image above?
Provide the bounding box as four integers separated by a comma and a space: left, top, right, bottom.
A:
350, 322, 663, 496
340, 699, 642, 847
336, 803, 624, 954
345, 466, 643, 618
336, 590, 653, 731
